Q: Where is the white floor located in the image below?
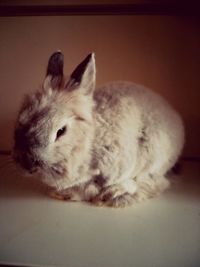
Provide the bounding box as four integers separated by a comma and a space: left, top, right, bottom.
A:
0, 156, 200, 267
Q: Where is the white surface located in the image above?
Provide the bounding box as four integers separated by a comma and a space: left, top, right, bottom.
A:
0, 156, 200, 267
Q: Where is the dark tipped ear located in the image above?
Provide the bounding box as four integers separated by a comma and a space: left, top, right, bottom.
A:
65, 53, 96, 95
43, 51, 64, 89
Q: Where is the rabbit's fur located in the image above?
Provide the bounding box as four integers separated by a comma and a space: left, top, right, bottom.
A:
13, 52, 184, 207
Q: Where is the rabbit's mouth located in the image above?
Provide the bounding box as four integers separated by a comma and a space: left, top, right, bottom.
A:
51, 163, 66, 176
28, 162, 66, 181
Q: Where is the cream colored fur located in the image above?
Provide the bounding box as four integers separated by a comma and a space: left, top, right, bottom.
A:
13, 53, 184, 207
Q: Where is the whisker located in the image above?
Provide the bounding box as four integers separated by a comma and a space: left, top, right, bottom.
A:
0, 157, 15, 165
0, 157, 23, 181
0, 150, 11, 156
0, 164, 18, 173
0, 155, 14, 162
0, 160, 14, 170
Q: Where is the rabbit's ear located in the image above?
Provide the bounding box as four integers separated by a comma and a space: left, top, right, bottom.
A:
65, 53, 96, 95
43, 51, 64, 89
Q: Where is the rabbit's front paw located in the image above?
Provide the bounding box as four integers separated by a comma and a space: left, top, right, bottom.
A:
94, 184, 134, 208
84, 182, 100, 201
49, 186, 82, 201
49, 189, 73, 201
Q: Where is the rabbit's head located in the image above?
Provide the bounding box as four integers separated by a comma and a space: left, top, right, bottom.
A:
13, 52, 96, 190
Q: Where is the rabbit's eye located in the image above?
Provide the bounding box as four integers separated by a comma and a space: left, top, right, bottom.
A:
56, 126, 67, 141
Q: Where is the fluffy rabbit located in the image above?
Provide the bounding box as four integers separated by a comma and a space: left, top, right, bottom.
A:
13, 52, 184, 207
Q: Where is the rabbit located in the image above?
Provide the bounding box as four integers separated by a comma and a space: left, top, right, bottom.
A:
13, 51, 184, 207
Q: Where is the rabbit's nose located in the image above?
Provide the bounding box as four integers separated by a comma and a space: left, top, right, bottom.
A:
20, 153, 40, 173
29, 160, 40, 174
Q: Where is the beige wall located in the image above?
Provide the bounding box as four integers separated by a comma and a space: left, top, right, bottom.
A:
0, 16, 199, 156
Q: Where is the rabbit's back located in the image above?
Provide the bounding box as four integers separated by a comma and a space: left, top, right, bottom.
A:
92, 82, 184, 184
